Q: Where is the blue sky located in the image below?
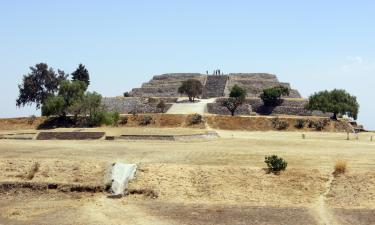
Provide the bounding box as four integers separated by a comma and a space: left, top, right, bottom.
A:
1, 1, 374, 129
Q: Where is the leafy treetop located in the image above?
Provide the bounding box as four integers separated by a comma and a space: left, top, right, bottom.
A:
260, 86, 290, 107
16, 63, 67, 109
221, 85, 247, 116
71, 64, 90, 87
305, 89, 359, 120
178, 79, 203, 102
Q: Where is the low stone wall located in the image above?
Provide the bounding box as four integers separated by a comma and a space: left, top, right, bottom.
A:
207, 103, 252, 116
206, 115, 351, 132
102, 97, 173, 114
36, 132, 105, 140
208, 98, 332, 117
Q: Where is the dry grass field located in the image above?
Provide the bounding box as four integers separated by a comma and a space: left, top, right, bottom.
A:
0, 126, 374, 224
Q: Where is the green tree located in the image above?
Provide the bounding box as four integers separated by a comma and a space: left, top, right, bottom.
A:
305, 89, 359, 120
178, 79, 203, 102
16, 63, 67, 109
41, 80, 86, 118
221, 85, 247, 116
71, 64, 90, 87
260, 86, 290, 107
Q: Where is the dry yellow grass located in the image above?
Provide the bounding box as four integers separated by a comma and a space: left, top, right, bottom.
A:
334, 159, 347, 175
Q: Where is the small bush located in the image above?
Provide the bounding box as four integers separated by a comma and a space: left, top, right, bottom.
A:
123, 92, 131, 97
27, 115, 37, 125
112, 112, 120, 126
139, 115, 153, 126
271, 117, 289, 130
295, 119, 306, 129
265, 155, 288, 173
334, 160, 347, 176
308, 119, 330, 131
89, 111, 119, 127
156, 100, 167, 113
189, 113, 203, 125
120, 116, 128, 125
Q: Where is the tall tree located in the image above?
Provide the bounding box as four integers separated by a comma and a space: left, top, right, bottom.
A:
221, 85, 247, 116
71, 64, 90, 87
305, 89, 359, 120
178, 79, 203, 102
16, 63, 67, 109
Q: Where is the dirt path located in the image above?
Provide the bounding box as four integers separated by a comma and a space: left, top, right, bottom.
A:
313, 172, 339, 225
166, 98, 216, 114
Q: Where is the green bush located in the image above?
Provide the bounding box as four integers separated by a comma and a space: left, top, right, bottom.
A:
189, 113, 203, 125
88, 111, 119, 127
295, 119, 306, 129
271, 117, 289, 130
123, 92, 131, 97
139, 115, 153, 126
265, 155, 288, 173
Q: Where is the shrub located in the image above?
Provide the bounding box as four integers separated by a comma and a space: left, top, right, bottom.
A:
313, 120, 325, 131
334, 160, 347, 176
156, 100, 167, 113
139, 115, 153, 126
295, 119, 306, 129
88, 111, 119, 127
189, 113, 203, 125
308, 119, 330, 131
265, 155, 288, 173
27, 115, 37, 125
271, 117, 289, 130
112, 112, 120, 126
119, 116, 128, 125
123, 92, 131, 97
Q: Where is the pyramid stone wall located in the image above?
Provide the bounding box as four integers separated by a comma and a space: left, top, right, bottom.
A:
130, 73, 301, 98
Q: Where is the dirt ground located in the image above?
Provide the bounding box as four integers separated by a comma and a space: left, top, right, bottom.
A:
0, 127, 374, 225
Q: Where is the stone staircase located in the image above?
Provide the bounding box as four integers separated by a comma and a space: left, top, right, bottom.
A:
202, 75, 228, 98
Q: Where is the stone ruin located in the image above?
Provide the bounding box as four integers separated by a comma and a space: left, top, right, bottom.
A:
130, 73, 301, 98
103, 72, 331, 117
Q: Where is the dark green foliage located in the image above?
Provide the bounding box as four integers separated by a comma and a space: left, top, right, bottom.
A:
123, 92, 131, 97
271, 117, 289, 130
178, 79, 203, 102
16, 63, 67, 109
71, 64, 90, 87
156, 100, 167, 113
189, 113, 203, 125
139, 116, 153, 126
221, 85, 247, 116
305, 89, 359, 120
265, 155, 288, 173
41, 80, 87, 117
229, 84, 247, 99
295, 119, 306, 129
260, 86, 290, 107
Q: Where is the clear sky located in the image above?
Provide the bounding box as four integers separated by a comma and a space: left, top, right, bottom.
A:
1, 1, 374, 129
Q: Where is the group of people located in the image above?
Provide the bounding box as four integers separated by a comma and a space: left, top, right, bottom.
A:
206, 69, 223, 75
